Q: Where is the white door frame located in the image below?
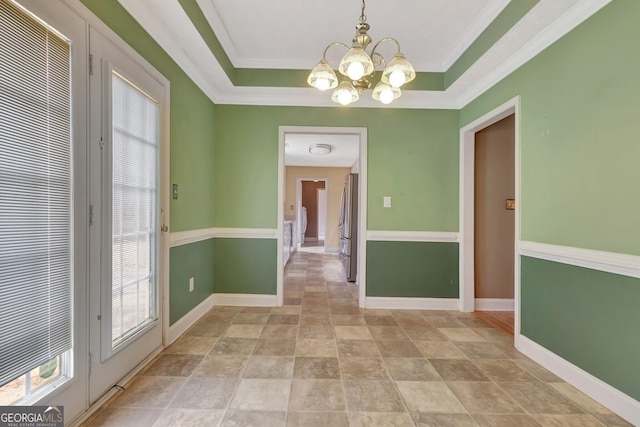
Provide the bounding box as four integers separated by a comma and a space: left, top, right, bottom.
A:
459, 96, 521, 334
317, 187, 327, 242
278, 126, 368, 307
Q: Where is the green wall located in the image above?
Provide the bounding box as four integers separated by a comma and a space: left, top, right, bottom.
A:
521, 257, 640, 400
169, 240, 215, 324
213, 239, 277, 294
214, 106, 459, 231
366, 242, 459, 298
461, 0, 640, 256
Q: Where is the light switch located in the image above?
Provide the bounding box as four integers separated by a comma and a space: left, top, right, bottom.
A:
383, 196, 391, 208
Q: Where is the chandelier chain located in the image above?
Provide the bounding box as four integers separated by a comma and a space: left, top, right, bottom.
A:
360, 0, 367, 23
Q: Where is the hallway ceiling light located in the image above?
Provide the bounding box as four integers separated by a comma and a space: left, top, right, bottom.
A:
308, 144, 332, 155
307, 0, 415, 106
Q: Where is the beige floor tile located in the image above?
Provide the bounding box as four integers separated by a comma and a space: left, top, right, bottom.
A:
210, 338, 256, 355
472, 327, 513, 343
298, 324, 334, 339
293, 357, 341, 379
336, 340, 381, 357
267, 314, 300, 325
341, 357, 389, 380
454, 342, 508, 359
396, 381, 465, 413
192, 355, 248, 378
351, 412, 415, 427
592, 413, 635, 426
301, 305, 332, 315
253, 339, 296, 356
414, 340, 466, 359
439, 328, 486, 342
231, 313, 269, 324
289, 379, 346, 411
332, 315, 366, 326
550, 382, 612, 414
271, 305, 301, 314
515, 359, 563, 382
260, 325, 298, 339
457, 317, 493, 328
360, 309, 392, 316
384, 358, 440, 381
143, 354, 203, 377
229, 378, 291, 411
344, 380, 405, 412
364, 316, 399, 326
369, 326, 410, 340
334, 326, 373, 340
295, 339, 337, 357
375, 340, 422, 358
169, 378, 238, 409
87, 408, 160, 427
153, 409, 224, 427
412, 413, 480, 427
186, 323, 228, 338
473, 414, 542, 427
430, 359, 489, 381
499, 382, 583, 414
472, 359, 538, 382
403, 325, 446, 341
448, 381, 524, 414
221, 410, 286, 427
533, 414, 606, 426
109, 376, 186, 408
286, 412, 350, 427
426, 317, 467, 328
224, 324, 264, 339
165, 336, 218, 355
242, 355, 294, 379
299, 314, 332, 325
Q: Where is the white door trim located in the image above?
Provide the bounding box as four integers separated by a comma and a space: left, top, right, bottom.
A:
279, 126, 367, 307
459, 96, 521, 335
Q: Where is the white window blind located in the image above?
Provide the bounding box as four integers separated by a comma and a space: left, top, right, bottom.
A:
110, 72, 158, 347
0, 0, 72, 386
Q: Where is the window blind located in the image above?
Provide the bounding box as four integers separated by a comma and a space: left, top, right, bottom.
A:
0, 0, 72, 387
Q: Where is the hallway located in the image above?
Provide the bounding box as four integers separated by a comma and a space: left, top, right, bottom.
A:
85, 252, 629, 426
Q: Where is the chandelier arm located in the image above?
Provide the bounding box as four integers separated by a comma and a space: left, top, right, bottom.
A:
360, 0, 367, 23
370, 37, 402, 58
322, 41, 350, 61
370, 52, 386, 72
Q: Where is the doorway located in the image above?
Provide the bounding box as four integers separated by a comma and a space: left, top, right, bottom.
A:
300, 180, 327, 249
278, 127, 368, 307
459, 97, 521, 337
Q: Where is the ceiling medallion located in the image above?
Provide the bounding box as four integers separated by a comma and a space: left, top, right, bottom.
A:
307, 0, 415, 105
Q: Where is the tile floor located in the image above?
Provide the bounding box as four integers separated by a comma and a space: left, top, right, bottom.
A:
84, 252, 631, 426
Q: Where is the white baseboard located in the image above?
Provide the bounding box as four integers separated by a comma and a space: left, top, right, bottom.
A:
167, 294, 215, 344
517, 335, 640, 425
475, 298, 515, 311
213, 293, 277, 307
365, 297, 459, 310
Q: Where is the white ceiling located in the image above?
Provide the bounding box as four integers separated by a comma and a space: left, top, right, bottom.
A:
197, 0, 510, 71
285, 133, 359, 168
118, 0, 611, 109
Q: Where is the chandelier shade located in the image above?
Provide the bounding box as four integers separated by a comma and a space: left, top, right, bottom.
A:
381, 53, 416, 88
307, 59, 339, 91
307, 0, 415, 106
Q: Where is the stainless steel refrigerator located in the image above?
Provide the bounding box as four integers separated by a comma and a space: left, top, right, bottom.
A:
339, 173, 358, 282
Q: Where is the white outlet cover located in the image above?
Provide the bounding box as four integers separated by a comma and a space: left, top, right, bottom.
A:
189, 277, 194, 292
383, 196, 392, 208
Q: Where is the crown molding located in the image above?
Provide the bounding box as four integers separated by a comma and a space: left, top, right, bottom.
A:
119, 0, 612, 110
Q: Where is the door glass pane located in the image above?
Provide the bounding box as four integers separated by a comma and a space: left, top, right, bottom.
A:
111, 71, 158, 349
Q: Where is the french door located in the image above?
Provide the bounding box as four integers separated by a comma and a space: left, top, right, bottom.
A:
88, 27, 166, 403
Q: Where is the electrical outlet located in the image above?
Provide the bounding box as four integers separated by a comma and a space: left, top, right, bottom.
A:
189, 277, 194, 292
383, 196, 392, 208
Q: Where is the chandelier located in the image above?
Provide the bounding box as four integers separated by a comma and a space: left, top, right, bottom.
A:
307, 0, 416, 106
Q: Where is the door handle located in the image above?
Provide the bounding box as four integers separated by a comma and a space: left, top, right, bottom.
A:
161, 224, 168, 232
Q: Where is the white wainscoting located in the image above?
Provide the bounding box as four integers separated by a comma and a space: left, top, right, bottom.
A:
170, 227, 278, 247
366, 230, 458, 243
167, 294, 215, 344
